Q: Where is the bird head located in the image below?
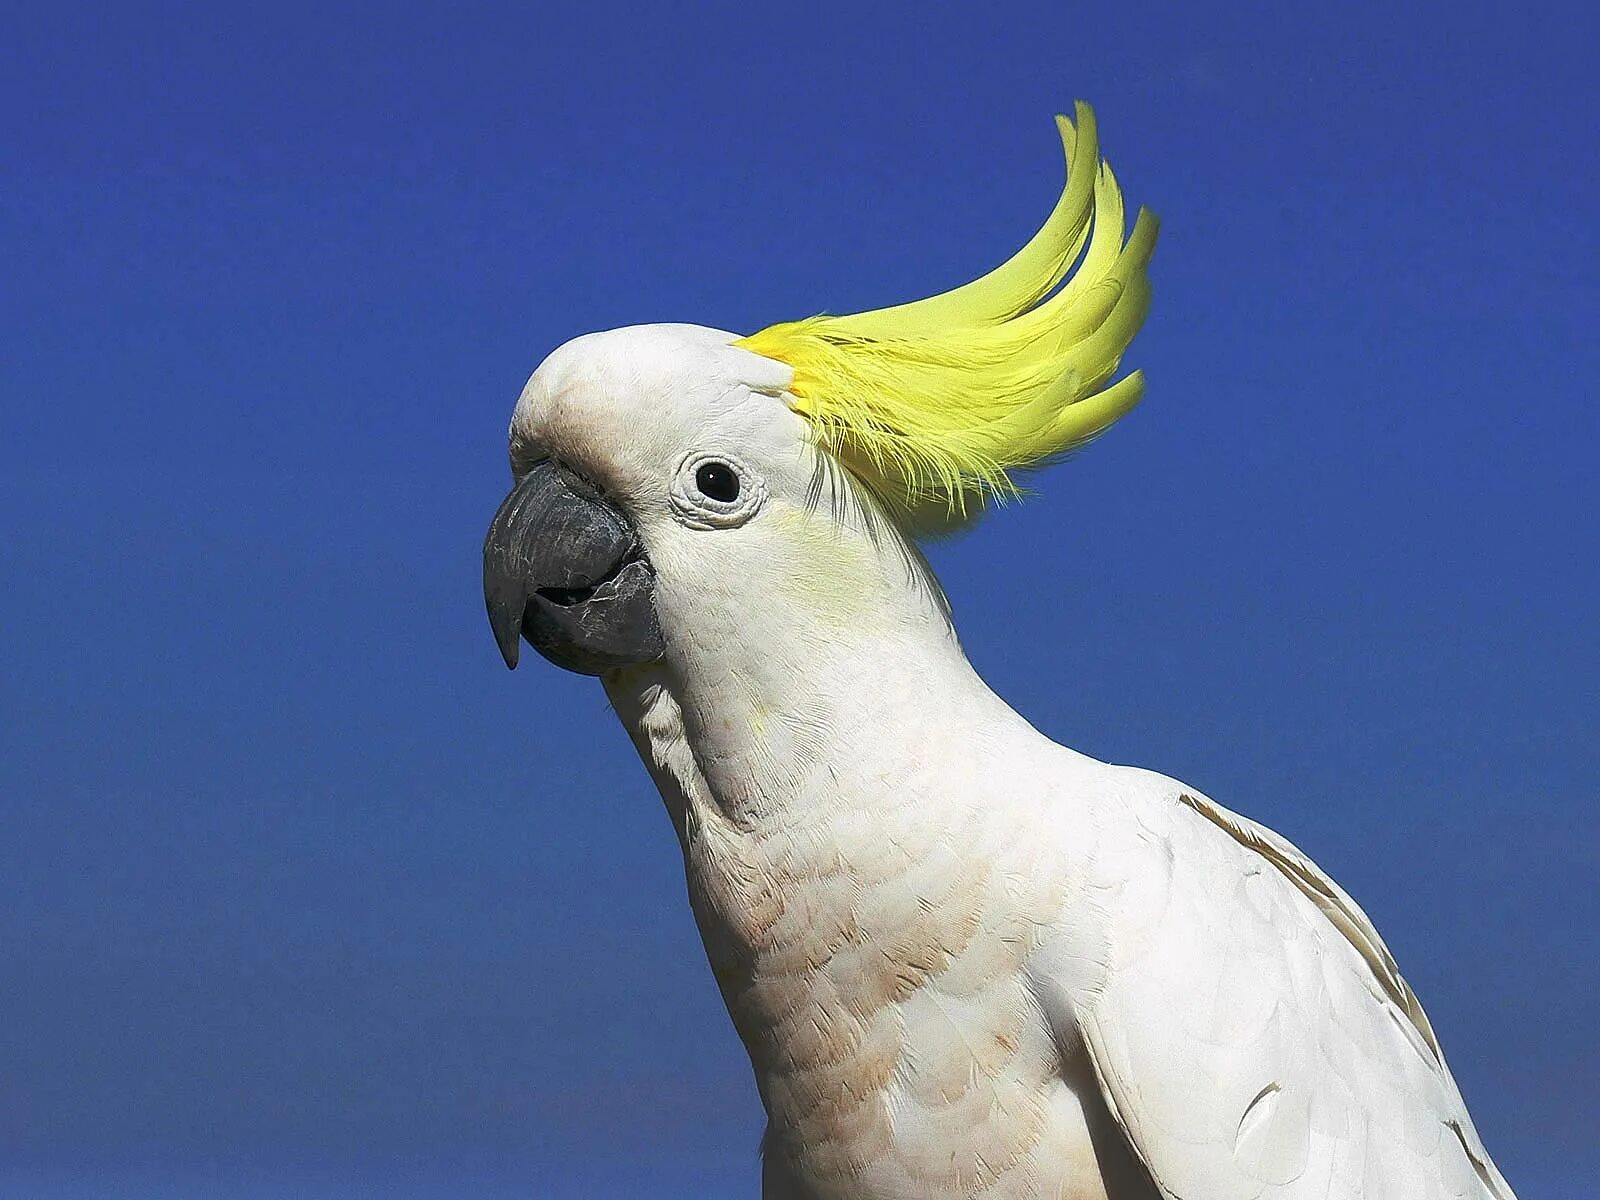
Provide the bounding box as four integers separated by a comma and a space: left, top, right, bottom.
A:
483, 103, 1157, 678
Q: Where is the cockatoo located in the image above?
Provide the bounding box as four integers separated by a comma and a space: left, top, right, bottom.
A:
481, 104, 1517, 1199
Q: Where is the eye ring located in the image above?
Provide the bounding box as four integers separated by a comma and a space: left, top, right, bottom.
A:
671, 451, 765, 529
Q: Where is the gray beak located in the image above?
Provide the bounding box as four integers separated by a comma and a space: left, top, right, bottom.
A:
482, 459, 664, 676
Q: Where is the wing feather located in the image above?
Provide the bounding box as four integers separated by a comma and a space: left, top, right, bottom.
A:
1036, 775, 1516, 1200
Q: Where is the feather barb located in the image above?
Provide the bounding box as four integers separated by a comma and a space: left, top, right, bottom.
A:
736, 102, 1158, 530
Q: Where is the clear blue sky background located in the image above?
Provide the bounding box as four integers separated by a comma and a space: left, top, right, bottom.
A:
3, 2, 1596, 1197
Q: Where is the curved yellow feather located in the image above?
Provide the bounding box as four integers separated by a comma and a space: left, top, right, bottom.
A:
736, 103, 1157, 529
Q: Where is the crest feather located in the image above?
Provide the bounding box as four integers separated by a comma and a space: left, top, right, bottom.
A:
736, 102, 1158, 531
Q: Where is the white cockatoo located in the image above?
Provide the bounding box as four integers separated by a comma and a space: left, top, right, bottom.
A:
482, 104, 1517, 1199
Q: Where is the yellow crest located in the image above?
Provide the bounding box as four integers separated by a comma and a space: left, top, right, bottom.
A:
736, 103, 1158, 531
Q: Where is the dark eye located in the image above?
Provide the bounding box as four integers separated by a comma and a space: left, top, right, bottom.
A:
695, 461, 740, 503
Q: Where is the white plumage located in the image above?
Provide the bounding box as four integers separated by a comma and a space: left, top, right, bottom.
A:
490, 324, 1518, 1198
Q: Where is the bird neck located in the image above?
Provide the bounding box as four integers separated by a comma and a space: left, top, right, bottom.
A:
599, 559, 1041, 1084
611, 533, 1010, 834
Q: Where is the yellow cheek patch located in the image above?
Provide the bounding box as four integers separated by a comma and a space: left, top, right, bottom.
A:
736, 102, 1156, 534
764, 501, 884, 627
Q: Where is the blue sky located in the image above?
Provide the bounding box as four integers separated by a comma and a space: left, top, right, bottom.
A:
2, 2, 1595, 1196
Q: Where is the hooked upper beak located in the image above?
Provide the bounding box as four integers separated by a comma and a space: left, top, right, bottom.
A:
482, 459, 664, 676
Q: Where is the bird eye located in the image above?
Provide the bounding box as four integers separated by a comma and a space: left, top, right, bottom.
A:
673, 453, 762, 528
695, 461, 740, 503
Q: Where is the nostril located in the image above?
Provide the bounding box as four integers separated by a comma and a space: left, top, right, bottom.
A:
555, 461, 607, 502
